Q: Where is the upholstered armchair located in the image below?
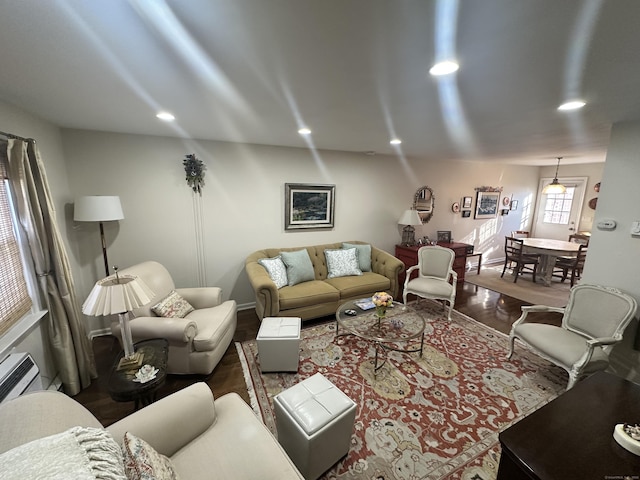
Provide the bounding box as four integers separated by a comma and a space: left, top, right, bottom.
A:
507, 284, 637, 389
403, 246, 457, 321
110, 261, 237, 375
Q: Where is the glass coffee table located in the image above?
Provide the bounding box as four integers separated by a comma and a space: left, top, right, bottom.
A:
335, 300, 426, 374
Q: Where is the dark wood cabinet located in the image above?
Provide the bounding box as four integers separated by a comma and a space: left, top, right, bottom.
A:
497, 372, 640, 479
395, 242, 473, 289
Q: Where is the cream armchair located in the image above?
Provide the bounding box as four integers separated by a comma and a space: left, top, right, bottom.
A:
507, 284, 637, 389
110, 261, 237, 375
403, 246, 457, 321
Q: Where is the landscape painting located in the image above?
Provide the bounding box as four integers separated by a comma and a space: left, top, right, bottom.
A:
285, 183, 335, 230
474, 191, 500, 219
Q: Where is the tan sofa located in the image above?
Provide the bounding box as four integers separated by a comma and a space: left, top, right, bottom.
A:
246, 241, 404, 321
0, 383, 303, 479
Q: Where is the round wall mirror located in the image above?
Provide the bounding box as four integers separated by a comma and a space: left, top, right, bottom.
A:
414, 186, 435, 223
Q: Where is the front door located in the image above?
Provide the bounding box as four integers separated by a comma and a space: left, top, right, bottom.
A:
532, 176, 588, 240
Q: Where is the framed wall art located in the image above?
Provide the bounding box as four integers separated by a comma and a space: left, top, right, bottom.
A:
474, 191, 500, 219
284, 183, 335, 230
510, 200, 519, 211
462, 196, 473, 209
462, 210, 471, 218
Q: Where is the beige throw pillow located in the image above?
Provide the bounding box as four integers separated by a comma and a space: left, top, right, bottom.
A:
151, 290, 194, 318
122, 432, 180, 480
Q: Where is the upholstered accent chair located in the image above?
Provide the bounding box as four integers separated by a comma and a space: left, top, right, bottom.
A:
403, 246, 457, 321
507, 284, 638, 389
501, 236, 539, 283
110, 261, 237, 375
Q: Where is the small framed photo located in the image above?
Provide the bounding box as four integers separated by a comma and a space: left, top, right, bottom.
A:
462, 210, 471, 218
462, 196, 473, 209
501, 208, 510, 216
510, 200, 519, 211
437, 230, 452, 243
284, 183, 335, 230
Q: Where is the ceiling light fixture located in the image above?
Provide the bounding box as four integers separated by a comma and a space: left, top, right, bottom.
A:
298, 127, 311, 135
429, 61, 459, 76
542, 157, 567, 194
156, 112, 175, 121
558, 100, 586, 111
390, 138, 402, 145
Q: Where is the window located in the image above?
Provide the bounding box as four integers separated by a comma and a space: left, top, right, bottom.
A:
542, 186, 575, 225
0, 147, 33, 335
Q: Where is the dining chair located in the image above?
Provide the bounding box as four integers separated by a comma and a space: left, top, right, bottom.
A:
501, 236, 539, 283
553, 244, 587, 286
507, 284, 638, 389
403, 246, 457, 321
568, 233, 590, 246
510, 230, 530, 238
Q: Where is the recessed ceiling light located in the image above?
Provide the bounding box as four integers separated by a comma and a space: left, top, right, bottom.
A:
156, 112, 175, 121
298, 127, 311, 135
390, 138, 402, 145
429, 61, 459, 76
558, 100, 586, 111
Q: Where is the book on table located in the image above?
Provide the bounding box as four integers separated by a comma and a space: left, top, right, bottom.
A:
354, 298, 375, 310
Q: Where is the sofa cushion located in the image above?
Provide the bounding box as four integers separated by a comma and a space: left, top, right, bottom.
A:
325, 272, 391, 299
281, 249, 315, 286
188, 301, 237, 351
152, 291, 194, 318
342, 242, 372, 272
123, 432, 179, 480
279, 281, 340, 310
258, 256, 288, 289
325, 248, 362, 279
0, 426, 126, 480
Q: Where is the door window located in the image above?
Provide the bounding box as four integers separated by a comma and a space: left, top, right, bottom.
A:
542, 186, 575, 225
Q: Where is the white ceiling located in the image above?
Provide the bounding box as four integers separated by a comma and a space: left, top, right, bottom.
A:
1, 0, 640, 165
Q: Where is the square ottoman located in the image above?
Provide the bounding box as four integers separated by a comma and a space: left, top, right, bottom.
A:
257, 317, 301, 372
273, 373, 356, 480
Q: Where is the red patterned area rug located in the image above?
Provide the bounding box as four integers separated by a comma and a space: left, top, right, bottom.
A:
236, 302, 566, 480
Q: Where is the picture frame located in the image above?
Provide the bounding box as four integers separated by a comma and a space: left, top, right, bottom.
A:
474, 191, 500, 219
501, 208, 510, 216
284, 183, 335, 230
437, 230, 452, 243
462, 196, 473, 209
510, 200, 518, 211
462, 210, 471, 218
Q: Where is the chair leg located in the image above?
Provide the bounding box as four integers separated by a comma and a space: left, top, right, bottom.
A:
501, 261, 508, 278
506, 335, 516, 360
512, 264, 520, 283
446, 300, 453, 321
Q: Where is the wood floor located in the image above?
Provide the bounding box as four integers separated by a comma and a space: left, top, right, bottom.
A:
73, 280, 563, 426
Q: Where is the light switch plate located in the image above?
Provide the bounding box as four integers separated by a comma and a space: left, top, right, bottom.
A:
631, 221, 640, 236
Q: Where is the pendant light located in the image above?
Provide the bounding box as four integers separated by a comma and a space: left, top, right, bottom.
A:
542, 157, 567, 194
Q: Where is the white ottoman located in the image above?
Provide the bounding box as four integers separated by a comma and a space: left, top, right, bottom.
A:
257, 317, 301, 372
274, 373, 356, 480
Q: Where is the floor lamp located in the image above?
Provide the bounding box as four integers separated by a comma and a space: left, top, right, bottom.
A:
74, 196, 124, 277
82, 268, 154, 370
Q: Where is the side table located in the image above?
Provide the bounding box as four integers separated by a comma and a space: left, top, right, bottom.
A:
107, 338, 169, 410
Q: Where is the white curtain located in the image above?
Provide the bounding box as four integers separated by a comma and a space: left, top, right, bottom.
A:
5, 139, 96, 395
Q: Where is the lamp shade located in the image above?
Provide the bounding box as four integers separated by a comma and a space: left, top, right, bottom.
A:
82, 274, 154, 316
542, 179, 567, 194
398, 209, 422, 226
74, 196, 124, 222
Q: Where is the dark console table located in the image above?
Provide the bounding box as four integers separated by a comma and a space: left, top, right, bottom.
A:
497, 371, 640, 479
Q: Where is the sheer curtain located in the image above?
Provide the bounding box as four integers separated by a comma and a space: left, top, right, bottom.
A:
5, 138, 96, 395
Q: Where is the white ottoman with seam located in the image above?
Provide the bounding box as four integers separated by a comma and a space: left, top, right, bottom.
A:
273, 373, 356, 480
257, 317, 301, 372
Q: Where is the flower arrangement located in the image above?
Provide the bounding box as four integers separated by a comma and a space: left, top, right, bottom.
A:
183, 153, 206, 193
372, 291, 393, 319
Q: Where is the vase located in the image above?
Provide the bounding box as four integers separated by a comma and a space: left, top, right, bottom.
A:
375, 306, 387, 319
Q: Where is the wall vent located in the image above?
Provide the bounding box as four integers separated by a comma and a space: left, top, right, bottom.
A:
0, 353, 43, 404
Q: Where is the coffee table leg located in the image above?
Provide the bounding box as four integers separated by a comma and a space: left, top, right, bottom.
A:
419, 332, 425, 358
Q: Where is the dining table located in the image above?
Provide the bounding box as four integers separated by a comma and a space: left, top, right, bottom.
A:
521, 238, 581, 286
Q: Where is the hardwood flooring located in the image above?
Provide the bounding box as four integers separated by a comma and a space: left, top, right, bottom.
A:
73, 280, 562, 426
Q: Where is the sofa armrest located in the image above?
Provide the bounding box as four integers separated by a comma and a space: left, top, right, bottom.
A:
245, 259, 279, 319
175, 287, 222, 309
370, 246, 404, 299
106, 383, 216, 457
126, 316, 198, 343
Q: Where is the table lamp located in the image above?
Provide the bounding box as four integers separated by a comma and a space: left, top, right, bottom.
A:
83, 267, 154, 370
398, 209, 422, 246
74, 196, 124, 277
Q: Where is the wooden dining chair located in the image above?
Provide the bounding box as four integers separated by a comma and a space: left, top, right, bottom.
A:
511, 230, 530, 238
553, 244, 588, 286
501, 236, 539, 283
568, 233, 590, 246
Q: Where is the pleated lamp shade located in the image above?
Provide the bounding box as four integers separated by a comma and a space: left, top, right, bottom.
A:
82, 274, 154, 316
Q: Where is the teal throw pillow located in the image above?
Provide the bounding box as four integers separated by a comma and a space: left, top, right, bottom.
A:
325, 248, 363, 278
343, 242, 372, 272
280, 249, 315, 286
258, 256, 289, 289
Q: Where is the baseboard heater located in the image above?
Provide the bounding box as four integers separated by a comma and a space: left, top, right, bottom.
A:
0, 353, 43, 404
